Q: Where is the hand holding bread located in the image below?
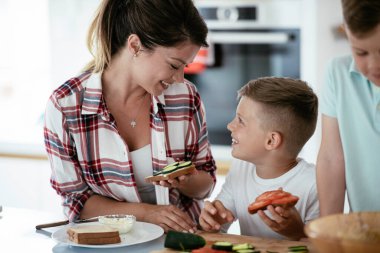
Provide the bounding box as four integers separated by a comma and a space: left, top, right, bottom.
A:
145, 161, 196, 183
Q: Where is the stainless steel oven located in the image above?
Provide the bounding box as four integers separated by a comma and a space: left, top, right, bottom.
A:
188, 0, 303, 145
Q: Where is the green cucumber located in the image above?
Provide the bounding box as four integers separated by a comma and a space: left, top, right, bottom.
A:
161, 166, 179, 174
233, 243, 254, 251
164, 230, 206, 250
236, 250, 260, 253
153, 171, 163, 176
288, 245, 308, 252
211, 241, 233, 251
153, 162, 180, 176
176, 161, 192, 169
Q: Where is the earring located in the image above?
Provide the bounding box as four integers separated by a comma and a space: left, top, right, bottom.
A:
133, 46, 141, 57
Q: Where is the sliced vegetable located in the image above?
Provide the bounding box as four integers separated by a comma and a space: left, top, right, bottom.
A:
192, 247, 229, 253
288, 245, 308, 252
211, 241, 233, 251
164, 230, 206, 250
236, 250, 260, 253
232, 243, 254, 251
176, 160, 192, 169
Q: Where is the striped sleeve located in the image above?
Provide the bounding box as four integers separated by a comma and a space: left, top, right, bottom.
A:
44, 94, 93, 221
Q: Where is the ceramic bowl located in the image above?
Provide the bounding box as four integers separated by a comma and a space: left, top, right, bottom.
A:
305, 212, 380, 253
98, 214, 136, 234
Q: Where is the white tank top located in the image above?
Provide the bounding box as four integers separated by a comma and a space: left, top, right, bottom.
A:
129, 144, 156, 204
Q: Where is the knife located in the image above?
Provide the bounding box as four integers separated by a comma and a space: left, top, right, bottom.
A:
35, 217, 98, 230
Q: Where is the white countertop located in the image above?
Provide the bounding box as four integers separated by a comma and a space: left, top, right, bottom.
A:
0, 206, 166, 253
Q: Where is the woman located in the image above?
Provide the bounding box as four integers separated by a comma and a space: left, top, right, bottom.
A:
44, 0, 216, 233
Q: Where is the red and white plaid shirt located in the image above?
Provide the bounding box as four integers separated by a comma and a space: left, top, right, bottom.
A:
44, 71, 216, 223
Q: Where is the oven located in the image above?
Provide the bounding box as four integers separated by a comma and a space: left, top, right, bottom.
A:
187, 0, 303, 146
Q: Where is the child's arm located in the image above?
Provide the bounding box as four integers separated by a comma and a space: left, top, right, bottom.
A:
257, 205, 305, 240
199, 200, 235, 232
316, 115, 346, 215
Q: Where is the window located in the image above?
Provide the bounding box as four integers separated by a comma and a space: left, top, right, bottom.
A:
0, 0, 99, 156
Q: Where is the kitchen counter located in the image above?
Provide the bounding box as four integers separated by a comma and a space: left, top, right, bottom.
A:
152, 231, 315, 253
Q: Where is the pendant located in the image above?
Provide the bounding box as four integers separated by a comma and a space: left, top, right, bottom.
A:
130, 120, 137, 128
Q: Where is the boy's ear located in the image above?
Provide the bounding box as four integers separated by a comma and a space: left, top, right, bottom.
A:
265, 131, 282, 150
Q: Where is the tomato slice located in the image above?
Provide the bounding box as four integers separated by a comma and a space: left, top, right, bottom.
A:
192, 247, 229, 253
271, 195, 299, 205
248, 189, 299, 214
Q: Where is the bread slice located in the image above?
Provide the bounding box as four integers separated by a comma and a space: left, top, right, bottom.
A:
145, 164, 196, 183
67, 225, 121, 245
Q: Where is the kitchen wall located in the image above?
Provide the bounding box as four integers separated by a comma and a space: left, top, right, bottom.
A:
300, 0, 350, 163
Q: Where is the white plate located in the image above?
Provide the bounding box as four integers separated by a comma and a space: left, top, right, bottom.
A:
51, 221, 164, 248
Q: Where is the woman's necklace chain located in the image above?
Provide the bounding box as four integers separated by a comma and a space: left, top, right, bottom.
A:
130, 93, 148, 128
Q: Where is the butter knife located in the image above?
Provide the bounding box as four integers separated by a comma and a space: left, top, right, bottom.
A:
35, 217, 98, 230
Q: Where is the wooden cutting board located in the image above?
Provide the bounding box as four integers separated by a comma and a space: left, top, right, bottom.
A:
151, 232, 315, 253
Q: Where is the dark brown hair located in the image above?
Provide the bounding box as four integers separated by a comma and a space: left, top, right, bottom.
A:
238, 77, 318, 156
342, 0, 380, 38
85, 0, 208, 73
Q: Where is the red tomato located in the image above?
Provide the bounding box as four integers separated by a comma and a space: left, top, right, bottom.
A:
248, 189, 299, 214
192, 247, 229, 253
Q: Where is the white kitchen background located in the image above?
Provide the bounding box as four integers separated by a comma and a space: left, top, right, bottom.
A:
0, 0, 350, 233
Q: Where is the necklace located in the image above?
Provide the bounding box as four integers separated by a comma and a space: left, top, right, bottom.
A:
130, 93, 148, 128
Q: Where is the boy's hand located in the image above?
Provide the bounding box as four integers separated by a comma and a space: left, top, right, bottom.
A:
199, 200, 235, 232
258, 205, 305, 240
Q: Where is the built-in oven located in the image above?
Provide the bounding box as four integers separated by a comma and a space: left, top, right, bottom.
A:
187, 0, 302, 146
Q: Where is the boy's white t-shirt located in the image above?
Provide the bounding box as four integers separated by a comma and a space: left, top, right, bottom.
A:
216, 158, 319, 239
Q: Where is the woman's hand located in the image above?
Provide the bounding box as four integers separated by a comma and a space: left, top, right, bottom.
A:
143, 204, 197, 233
258, 205, 305, 240
199, 200, 235, 232
153, 170, 214, 199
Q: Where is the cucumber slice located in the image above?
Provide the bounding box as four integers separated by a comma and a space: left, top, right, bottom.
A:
165, 161, 179, 168
233, 243, 254, 251
236, 250, 260, 253
153, 171, 162, 176
161, 162, 180, 174
288, 246, 308, 252
161, 166, 179, 174
176, 161, 192, 169
211, 241, 233, 251
164, 230, 206, 250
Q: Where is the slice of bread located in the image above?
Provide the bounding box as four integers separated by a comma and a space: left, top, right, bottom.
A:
67, 225, 121, 245
145, 164, 196, 183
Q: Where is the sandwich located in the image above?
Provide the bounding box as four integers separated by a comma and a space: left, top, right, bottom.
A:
145, 161, 195, 183
248, 189, 299, 214
67, 224, 121, 245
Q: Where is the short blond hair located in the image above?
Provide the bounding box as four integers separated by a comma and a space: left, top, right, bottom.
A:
238, 77, 318, 156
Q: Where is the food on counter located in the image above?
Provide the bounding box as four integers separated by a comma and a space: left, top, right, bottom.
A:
145, 161, 196, 183
192, 247, 230, 253
164, 230, 206, 250
192, 242, 257, 253
98, 214, 136, 234
288, 245, 308, 252
212, 241, 233, 251
67, 225, 121, 245
232, 243, 255, 251
248, 189, 299, 214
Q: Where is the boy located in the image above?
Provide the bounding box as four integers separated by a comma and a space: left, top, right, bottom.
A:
199, 77, 319, 240
316, 0, 380, 215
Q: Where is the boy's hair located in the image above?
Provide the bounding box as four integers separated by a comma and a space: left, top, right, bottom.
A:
342, 0, 380, 38
238, 77, 318, 156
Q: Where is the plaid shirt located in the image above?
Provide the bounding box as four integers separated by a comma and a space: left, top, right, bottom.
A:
44, 71, 216, 223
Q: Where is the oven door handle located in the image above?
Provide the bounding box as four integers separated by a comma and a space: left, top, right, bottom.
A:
208, 32, 289, 44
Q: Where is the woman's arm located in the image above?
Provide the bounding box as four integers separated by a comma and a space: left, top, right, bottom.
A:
316, 115, 346, 216
80, 194, 197, 233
